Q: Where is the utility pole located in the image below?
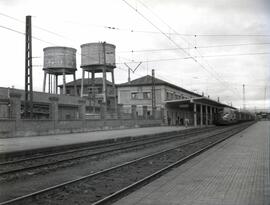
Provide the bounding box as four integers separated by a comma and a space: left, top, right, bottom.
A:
24, 15, 33, 118
243, 84, 246, 110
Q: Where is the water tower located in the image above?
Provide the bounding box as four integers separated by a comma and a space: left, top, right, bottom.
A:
80, 42, 117, 111
43, 46, 77, 95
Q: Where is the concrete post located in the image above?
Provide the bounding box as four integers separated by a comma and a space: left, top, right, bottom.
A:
143, 106, 148, 119
117, 104, 123, 119
9, 92, 21, 120
49, 96, 59, 121
78, 99, 86, 120
152, 107, 157, 119
210, 106, 213, 124
205, 105, 208, 126
160, 107, 165, 122
193, 103, 197, 127
200, 104, 203, 126
100, 102, 106, 120
131, 105, 137, 119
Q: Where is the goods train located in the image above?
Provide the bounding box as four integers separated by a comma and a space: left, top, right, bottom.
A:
214, 107, 254, 125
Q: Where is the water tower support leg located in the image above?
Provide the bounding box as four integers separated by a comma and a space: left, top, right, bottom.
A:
73, 73, 77, 96
63, 71, 66, 95
55, 75, 58, 94
43, 72, 47, 92
102, 67, 107, 105
91, 71, 95, 113
111, 71, 117, 112
48, 74, 51, 94
53, 75, 56, 94
81, 70, 85, 97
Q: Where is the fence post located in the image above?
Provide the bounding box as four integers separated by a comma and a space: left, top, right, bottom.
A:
160, 107, 164, 122
117, 104, 123, 119
131, 105, 137, 119
49, 96, 59, 122
78, 99, 86, 120
143, 106, 148, 119
100, 103, 106, 120
152, 107, 157, 120
9, 92, 21, 121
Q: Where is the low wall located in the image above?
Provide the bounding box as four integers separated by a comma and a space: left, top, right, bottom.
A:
0, 118, 163, 138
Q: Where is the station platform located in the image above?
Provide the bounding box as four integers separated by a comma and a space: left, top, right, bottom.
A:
114, 121, 270, 205
0, 126, 195, 154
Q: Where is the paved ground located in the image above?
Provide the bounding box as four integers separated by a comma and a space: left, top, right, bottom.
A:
0, 126, 194, 154
113, 121, 270, 205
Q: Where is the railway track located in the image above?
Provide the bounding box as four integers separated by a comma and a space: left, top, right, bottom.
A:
0, 126, 220, 179
0, 122, 254, 205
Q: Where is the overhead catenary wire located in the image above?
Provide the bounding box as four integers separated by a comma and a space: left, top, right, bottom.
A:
116, 51, 270, 64
0, 23, 132, 69
1, 14, 267, 66
1, 11, 267, 102
122, 0, 231, 92
0, 24, 57, 46
2, 12, 268, 64
0, 12, 69, 39
133, 0, 243, 96
118, 42, 270, 53
135, 0, 265, 99
2, 12, 270, 41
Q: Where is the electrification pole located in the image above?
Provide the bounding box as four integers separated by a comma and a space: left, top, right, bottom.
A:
24, 15, 33, 118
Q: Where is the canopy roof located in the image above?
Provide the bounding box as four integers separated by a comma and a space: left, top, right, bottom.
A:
165, 97, 236, 109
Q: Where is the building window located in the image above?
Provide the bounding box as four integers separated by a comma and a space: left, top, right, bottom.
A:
166, 92, 170, 100
97, 87, 102, 94
131, 92, 139, 99
166, 92, 174, 100
143, 92, 151, 99
87, 87, 92, 94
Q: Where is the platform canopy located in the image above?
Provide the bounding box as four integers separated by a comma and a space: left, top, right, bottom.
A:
165, 97, 236, 109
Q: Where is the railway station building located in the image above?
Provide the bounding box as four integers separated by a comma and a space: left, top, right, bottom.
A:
0, 75, 235, 127
117, 75, 235, 127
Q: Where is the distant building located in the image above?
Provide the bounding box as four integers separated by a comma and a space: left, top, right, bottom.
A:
0, 75, 234, 127
118, 75, 200, 106
117, 75, 232, 126
58, 78, 117, 113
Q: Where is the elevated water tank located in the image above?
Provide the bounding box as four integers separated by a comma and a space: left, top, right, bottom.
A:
81, 42, 116, 68
43, 46, 77, 74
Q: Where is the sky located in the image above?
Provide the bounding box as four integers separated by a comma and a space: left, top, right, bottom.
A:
0, 0, 269, 111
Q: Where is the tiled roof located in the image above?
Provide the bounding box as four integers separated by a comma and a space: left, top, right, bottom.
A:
118, 75, 201, 97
